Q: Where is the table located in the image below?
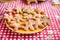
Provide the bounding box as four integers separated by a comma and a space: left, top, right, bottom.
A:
0, 0, 60, 40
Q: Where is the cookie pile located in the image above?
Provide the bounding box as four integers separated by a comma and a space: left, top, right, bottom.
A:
4, 6, 50, 31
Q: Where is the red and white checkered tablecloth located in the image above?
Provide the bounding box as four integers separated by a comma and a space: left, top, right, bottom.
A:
0, 0, 60, 40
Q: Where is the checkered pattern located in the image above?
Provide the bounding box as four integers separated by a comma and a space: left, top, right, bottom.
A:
0, 0, 60, 40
